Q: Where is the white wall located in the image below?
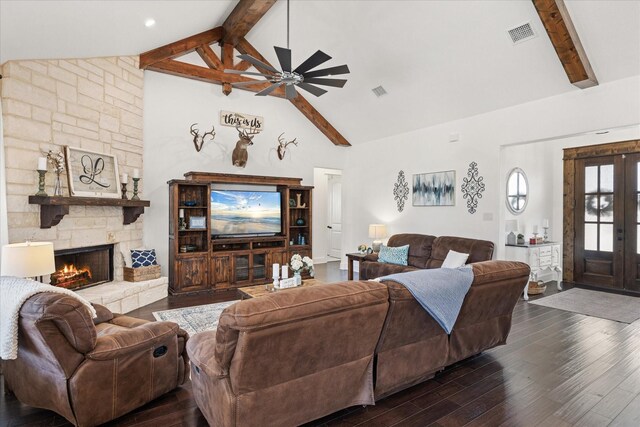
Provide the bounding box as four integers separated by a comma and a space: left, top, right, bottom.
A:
342, 75, 640, 267
142, 72, 347, 274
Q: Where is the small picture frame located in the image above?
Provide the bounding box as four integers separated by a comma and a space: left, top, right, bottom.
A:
189, 216, 206, 229
64, 146, 120, 198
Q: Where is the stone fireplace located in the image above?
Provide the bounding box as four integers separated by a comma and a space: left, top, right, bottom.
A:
52, 244, 114, 290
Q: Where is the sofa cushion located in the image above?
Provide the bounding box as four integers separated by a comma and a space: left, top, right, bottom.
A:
426, 236, 494, 268
387, 234, 436, 269
378, 244, 409, 265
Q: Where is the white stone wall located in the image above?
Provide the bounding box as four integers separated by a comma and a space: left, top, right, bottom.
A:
1, 56, 145, 280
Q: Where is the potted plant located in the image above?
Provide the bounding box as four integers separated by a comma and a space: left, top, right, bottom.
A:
290, 253, 314, 285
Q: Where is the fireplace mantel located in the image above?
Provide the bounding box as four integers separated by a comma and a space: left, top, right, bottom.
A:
29, 196, 151, 228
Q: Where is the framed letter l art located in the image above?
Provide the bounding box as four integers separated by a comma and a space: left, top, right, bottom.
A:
65, 146, 121, 198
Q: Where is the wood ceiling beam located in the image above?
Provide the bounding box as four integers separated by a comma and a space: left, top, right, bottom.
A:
289, 96, 350, 147
532, 0, 598, 89
146, 59, 287, 98
140, 27, 223, 69
195, 44, 223, 69
222, 0, 278, 46
235, 38, 276, 75
222, 43, 235, 95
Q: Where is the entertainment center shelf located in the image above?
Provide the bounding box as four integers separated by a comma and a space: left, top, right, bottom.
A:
168, 173, 313, 294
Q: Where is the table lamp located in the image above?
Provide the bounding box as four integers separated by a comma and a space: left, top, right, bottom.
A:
368, 224, 387, 253
1, 241, 56, 280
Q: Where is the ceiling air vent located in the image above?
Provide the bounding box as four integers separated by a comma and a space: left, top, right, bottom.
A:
372, 85, 387, 97
507, 22, 536, 44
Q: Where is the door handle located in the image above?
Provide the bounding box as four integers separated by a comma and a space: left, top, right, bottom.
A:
327, 226, 332, 229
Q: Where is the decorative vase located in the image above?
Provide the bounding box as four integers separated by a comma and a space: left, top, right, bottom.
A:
293, 271, 302, 286
53, 171, 63, 196
296, 218, 305, 226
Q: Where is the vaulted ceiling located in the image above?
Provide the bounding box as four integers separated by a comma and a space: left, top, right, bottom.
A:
1, 1, 639, 145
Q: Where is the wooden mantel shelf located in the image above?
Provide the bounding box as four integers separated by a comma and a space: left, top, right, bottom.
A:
28, 196, 151, 229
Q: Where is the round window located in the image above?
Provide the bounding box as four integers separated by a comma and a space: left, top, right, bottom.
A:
506, 168, 528, 214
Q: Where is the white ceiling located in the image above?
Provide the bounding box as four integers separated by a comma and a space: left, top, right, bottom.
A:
1, 0, 639, 145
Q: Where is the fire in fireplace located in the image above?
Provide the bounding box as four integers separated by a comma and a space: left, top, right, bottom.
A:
52, 244, 114, 290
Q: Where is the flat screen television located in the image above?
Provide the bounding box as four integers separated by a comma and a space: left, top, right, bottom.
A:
211, 190, 282, 237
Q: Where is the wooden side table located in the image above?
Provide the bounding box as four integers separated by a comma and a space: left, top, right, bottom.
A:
346, 252, 368, 280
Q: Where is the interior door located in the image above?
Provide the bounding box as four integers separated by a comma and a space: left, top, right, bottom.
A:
328, 175, 342, 259
625, 153, 640, 292
574, 156, 625, 289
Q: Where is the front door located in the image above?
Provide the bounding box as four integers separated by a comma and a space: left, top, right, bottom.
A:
574, 154, 639, 291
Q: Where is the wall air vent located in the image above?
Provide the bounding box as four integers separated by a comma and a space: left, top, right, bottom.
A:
372, 85, 387, 97
507, 22, 536, 44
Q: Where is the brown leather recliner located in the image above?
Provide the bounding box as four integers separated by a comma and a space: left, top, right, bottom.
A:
359, 234, 494, 280
187, 281, 389, 427
2, 293, 189, 427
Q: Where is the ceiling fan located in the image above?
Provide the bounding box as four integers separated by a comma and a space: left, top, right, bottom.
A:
224, 0, 350, 100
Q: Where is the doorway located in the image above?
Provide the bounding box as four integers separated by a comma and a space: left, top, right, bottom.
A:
312, 168, 343, 264
566, 141, 640, 293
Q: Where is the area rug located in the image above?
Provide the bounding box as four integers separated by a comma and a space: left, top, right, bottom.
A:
530, 288, 640, 324
153, 301, 236, 335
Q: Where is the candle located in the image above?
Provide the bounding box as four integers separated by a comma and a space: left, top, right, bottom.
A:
37, 157, 47, 171
133, 168, 140, 179
542, 219, 549, 228
272, 263, 279, 279
179, 209, 184, 218
533, 225, 539, 234
282, 265, 289, 279
121, 173, 128, 184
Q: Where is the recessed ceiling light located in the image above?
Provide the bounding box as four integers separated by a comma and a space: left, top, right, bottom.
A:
145, 18, 156, 28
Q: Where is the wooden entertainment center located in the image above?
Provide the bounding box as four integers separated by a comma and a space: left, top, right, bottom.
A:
168, 172, 313, 294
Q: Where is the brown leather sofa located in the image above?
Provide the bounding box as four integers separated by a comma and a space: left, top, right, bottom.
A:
2, 293, 189, 427
359, 233, 495, 280
187, 281, 389, 427
374, 260, 530, 398
187, 260, 529, 426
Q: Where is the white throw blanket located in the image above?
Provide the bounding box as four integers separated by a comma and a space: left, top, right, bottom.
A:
0, 276, 97, 360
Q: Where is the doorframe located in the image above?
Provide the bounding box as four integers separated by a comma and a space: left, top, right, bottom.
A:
563, 139, 640, 282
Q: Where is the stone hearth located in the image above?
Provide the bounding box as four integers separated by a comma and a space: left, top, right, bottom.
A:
76, 277, 168, 313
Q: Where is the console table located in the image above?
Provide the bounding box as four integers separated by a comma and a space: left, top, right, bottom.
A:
504, 242, 562, 301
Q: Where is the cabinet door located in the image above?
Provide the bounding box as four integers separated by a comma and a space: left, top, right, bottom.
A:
174, 257, 208, 292
211, 254, 231, 289
232, 253, 251, 285
252, 252, 268, 282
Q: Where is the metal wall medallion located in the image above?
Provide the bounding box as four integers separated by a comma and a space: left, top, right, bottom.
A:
461, 162, 485, 214
393, 170, 410, 212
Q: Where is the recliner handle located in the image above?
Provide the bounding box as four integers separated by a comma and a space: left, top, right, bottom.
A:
153, 345, 168, 358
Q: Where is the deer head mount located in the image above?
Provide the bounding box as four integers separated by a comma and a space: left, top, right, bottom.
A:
190, 123, 216, 152
232, 125, 260, 168
277, 133, 298, 160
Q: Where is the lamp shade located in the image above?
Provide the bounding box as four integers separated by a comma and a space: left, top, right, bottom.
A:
368, 224, 387, 239
504, 219, 519, 233
1, 241, 56, 278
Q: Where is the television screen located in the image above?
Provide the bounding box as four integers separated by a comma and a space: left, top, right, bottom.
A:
211, 190, 282, 236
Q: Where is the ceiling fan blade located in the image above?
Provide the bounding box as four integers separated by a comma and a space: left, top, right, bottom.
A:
224, 69, 273, 78
293, 50, 332, 75
285, 84, 297, 100
303, 77, 348, 88
231, 80, 270, 87
237, 54, 280, 74
256, 82, 283, 96
296, 82, 328, 97
274, 46, 292, 73
303, 64, 350, 79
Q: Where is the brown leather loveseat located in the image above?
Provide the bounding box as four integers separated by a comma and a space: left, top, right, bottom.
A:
2, 293, 189, 427
359, 233, 495, 280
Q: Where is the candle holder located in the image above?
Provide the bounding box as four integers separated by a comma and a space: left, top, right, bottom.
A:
131, 177, 140, 201
36, 170, 48, 196
121, 183, 128, 200
543, 227, 549, 242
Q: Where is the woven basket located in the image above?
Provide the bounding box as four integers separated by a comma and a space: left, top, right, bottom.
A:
123, 265, 161, 282
527, 281, 547, 295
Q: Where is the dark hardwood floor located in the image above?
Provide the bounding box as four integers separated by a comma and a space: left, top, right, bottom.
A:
2, 263, 640, 426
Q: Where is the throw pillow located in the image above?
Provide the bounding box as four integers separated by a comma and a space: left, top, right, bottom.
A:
131, 249, 158, 268
378, 244, 409, 266
441, 250, 469, 268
